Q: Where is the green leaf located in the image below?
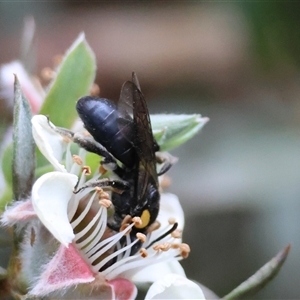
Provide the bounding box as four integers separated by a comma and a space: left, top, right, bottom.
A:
223, 244, 291, 300
151, 114, 209, 151
12, 75, 35, 201
39, 33, 96, 128
0, 187, 12, 212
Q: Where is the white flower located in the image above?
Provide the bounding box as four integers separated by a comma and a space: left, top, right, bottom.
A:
2, 114, 205, 299
0, 61, 44, 113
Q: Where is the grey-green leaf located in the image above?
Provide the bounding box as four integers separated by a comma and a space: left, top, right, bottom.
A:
151, 114, 209, 151
223, 244, 291, 300
39, 33, 96, 128
12, 75, 35, 201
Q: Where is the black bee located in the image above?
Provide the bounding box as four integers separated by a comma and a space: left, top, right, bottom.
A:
74, 73, 175, 253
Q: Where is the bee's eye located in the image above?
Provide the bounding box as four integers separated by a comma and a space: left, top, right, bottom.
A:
135, 209, 150, 229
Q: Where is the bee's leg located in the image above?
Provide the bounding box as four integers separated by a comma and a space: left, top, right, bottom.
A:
73, 177, 130, 194
73, 132, 117, 165
156, 151, 178, 176
47, 120, 117, 167
46, 117, 75, 139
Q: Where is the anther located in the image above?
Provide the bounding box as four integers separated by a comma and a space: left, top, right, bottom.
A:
41, 67, 55, 81
168, 217, 176, 225
171, 229, 182, 239
160, 175, 171, 189
99, 165, 107, 175
119, 223, 131, 234
121, 215, 132, 227
132, 216, 142, 227
147, 220, 161, 233
179, 243, 190, 259
99, 199, 112, 208
136, 232, 146, 243
139, 248, 148, 258
72, 155, 83, 165
95, 187, 110, 200
53, 54, 63, 67
82, 166, 91, 175
90, 83, 100, 96
95, 187, 103, 193
153, 243, 171, 252
171, 243, 180, 249
62, 136, 72, 143
161, 243, 172, 251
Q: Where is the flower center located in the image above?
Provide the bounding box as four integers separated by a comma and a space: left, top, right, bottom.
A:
67, 151, 190, 279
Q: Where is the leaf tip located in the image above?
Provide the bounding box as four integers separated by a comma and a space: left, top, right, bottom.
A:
275, 244, 291, 264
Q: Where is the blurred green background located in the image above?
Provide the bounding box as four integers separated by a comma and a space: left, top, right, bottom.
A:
1, 2, 300, 299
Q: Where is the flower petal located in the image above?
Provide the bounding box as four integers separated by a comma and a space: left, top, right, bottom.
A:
29, 244, 95, 296
130, 260, 186, 284
145, 274, 206, 300
31, 115, 67, 172
109, 278, 137, 300
0, 61, 44, 113
32, 171, 77, 246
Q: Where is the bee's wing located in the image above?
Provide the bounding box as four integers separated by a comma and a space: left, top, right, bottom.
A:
132, 82, 159, 203
118, 78, 158, 202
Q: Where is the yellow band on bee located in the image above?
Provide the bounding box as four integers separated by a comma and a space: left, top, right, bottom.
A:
135, 209, 150, 229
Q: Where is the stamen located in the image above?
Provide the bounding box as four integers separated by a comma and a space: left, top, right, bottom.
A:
96, 187, 110, 201
168, 217, 176, 225
75, 207, 107, 251
121, 215, 132, 226
132, 217, 142, 227
90, 83, 100, 96
160, 175, 171, 189
82, 166, 91, 175
99, 165, 107, 175
153, 242, 172, 252
99, 199, 111, 208
136, 233, 146, 243
171, 243, 180, 249
88, 223, 136, 270
73, 155, 83, 165
139, 248, 148, 258
73, 205, 104, 244
65, 142, 73, 171
53, 54, 63, 67
120, 232, 132, 259
146, 222, 178, 249
119, 223, 131, 234
71, 192, 96, 228
180, 243, 190, 259
147, 220, 161, 233
86, 223, 134, 258
63, 136, 72, 143
41, 67, 56, 80
171, 229, 182, 239
104, 250, 177, 280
